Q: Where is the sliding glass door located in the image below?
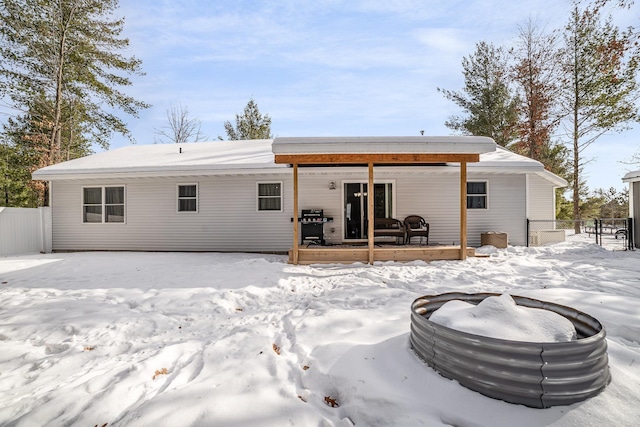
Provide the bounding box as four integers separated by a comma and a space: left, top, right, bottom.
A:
343, 182, 393, 241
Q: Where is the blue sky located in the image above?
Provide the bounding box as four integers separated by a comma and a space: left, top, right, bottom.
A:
112, 0, 639, 192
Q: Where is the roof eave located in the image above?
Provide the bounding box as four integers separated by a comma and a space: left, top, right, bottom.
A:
271, 136, 496, 157
32, 165, 288, 181
622, 170, 640, 182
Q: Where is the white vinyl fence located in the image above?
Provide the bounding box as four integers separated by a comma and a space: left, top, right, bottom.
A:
0, 207, 52, 256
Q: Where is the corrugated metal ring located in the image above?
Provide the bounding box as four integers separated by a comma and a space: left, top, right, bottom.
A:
410, 292, 611, 408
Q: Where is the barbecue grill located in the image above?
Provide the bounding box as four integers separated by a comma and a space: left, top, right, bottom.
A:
300, 209, 332, 245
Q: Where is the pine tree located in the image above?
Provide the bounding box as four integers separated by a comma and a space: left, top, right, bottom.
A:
0, 0, 149, 204
438, 41, 520, 148
223, 99, 273, 141
558, 4, 639, 226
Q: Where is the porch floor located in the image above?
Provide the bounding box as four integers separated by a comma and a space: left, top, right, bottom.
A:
288, 244, 476, 264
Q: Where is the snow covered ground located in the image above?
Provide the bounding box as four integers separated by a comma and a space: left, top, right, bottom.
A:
0, 242, 639, 426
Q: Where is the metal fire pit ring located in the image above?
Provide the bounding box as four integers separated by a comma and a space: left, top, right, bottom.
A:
410, 292, 611, 408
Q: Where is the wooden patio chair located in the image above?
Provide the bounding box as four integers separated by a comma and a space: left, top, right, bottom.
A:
404, 215, 430, 245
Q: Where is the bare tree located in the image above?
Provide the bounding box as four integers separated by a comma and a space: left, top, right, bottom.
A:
154, 103, 206, 144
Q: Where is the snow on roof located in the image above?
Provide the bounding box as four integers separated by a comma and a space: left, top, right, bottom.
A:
623, 170, 640, 182
32, 139, 283, 180
31, 138, 566, 187
472, 146, 568, 187
272, 136, 496, 155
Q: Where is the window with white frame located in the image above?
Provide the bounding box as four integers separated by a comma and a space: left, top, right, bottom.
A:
178, 184, 198, 212
83, 186, 125, 223
257, 182, 282, 211
467, 181, 487, 209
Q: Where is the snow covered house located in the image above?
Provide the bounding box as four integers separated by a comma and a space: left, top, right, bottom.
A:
623, 169, 640, 248
32, 136, 566, 263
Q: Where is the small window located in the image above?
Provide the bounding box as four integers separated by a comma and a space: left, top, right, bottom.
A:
83, 187, 103, 223
258, 182, 282, 211
178, 184, 198, 212
467, 181, 487, 209
105, 186, 125, 222
83, 186, 125, 223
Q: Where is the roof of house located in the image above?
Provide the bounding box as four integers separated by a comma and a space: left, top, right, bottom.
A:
31, 137, 567, 187
32, 139, 283, 180
623, 170, 640, 182
272, 136, 496, 155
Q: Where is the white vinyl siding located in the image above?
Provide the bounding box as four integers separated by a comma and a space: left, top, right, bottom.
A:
466, 174, 526, 246
527, 175, 556, 220
52, 175, 292, 252
49, 167, 538, 251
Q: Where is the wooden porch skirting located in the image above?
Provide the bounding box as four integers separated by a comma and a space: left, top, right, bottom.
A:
288, 245, 476, 264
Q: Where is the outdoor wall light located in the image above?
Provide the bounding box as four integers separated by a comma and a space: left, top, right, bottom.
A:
329, 181, 337, 190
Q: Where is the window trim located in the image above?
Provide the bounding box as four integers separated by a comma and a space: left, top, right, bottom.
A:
177, 183, 199, 213
81, 185, 126, 224
256, 181, 283, 212
467, 180, 488, 210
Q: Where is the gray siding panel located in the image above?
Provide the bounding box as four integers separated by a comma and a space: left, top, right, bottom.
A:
51, 175, 293, 252
50, 167, 537, 251
528, 175, 556, 221
299, 169, 527, 247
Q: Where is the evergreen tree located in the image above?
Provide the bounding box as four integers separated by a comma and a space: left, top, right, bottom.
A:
438, 41, 520, 147
1, 95, 93, 206
594, 187, 628, 218
223, 98, 273, 141
0, 0, 149, 204
0, 140, 37, 207
558, 4, 639, 226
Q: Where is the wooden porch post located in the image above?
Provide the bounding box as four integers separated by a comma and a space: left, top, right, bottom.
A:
293, 163, 299, 264
368, 162, 375, 264
460, 161, 467, 260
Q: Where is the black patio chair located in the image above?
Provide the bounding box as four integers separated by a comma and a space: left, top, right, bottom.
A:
404, 215, 430, 245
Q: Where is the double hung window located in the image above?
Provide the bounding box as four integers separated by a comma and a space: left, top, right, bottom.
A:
257, 182, 282, 211
83, 186, 125, 223
178, 184, 198, 212
467, 182, 488, 209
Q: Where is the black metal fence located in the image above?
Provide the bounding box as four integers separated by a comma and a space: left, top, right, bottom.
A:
527, 218, 633, 251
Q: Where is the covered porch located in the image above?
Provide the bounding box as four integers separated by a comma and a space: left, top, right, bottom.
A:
272, 136, 496, 264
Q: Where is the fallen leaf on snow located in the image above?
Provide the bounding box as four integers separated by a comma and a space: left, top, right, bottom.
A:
272, 344, 281, 355
153, 368, 169, 380
324, 396, 339, 407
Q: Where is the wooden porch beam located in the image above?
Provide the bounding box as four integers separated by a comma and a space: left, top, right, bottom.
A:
368, 162, 374, 264
460, 161, 467, 260
293, 163, 299, 265
275, 153, 480, 165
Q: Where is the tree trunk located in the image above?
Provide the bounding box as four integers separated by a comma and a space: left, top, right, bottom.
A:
572, 15, 581, 235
